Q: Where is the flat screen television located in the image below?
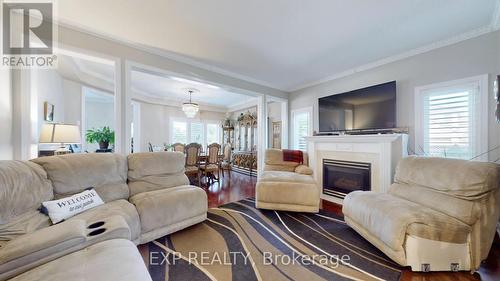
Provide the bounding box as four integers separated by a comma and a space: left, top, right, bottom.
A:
318, 81, 396, 133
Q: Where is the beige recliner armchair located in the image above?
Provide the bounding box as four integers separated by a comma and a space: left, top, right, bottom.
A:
256, 149, 320, 212
343, 156, 500, 272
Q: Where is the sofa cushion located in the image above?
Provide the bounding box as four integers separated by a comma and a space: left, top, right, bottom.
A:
343, 191, 471, 251
0, 161, 53, 225
395, 156, 500, 199
259, 171, 316, 184
69, 200, 141, 242
0, 211, 50, 245
264, 149, 300, 168
256, 173, 319, 208
42, 189, 104, 224
264, 164, 296, 172
127, 152, 190, 196
129, 185, 207, 234
389, 183, 479, 225
8, 239, 152, 281
32, 154, 129, 202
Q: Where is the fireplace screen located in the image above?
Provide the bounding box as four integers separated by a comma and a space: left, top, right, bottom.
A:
323, 159, 371, 199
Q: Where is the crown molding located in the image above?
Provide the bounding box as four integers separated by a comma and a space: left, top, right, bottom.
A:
54, 7, 500, 95
287, 25, 497, 92
54, 19, 285, 92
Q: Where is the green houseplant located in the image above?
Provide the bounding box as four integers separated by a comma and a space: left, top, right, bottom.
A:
85, 126, 115, 150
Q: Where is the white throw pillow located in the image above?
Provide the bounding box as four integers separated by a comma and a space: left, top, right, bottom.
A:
41, 189, 104, 224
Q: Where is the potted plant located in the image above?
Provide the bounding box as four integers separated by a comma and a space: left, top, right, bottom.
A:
85, 126, 115, 150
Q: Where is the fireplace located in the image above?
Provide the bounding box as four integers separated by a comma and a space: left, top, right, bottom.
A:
322, 159, 371, 199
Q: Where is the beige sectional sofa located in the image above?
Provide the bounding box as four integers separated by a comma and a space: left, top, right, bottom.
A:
343, 156, 500, 272
256, 149, 320, 212
0, 152, 207, 281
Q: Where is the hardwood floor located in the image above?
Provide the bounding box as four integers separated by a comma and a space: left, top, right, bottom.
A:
201, 171, 500, 281
201, 170, 257, 208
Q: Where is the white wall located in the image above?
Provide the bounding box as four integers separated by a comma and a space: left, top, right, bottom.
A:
58, 25, 287, 99
7, 20, 288, 159
63, 79, 83, 126
138, 101, 226, 152
30, 69, 103, 154
0, 69, 13, 159
267, 101, 282, 148
82, 86, 115, 152
32, 69, 65, 152
33, 69, 65, 127
289, 31, 500, 161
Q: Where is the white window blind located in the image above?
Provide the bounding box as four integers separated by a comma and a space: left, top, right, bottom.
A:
293, 110, 311, 151
171, 121, 187, 144
190, 122, 204, 144
421, 84, 480, 160
206, 123, 219, 145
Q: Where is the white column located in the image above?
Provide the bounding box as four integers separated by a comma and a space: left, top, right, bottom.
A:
12, 69, 35, 160
131, 101, 141, 153
114, 58, 132, 155
280, 100, 289, 149
124, 61, 132, 154
257, 95, 267, 175
0, 68, 13, 159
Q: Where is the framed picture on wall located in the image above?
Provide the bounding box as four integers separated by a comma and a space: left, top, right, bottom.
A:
44, 102, 54, 122
272, 121, 282, 149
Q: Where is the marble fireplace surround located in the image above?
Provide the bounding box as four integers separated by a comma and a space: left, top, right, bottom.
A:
305, 134, 408, 204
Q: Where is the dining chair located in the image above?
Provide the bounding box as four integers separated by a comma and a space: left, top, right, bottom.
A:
200, 143, 221, 186
172, 143, 185, 153
220, 143, 232, 177
184, 143, 201, 186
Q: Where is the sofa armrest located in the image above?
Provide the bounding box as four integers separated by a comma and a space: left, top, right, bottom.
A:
295, 165, 313, 175
0, 215, 130, 280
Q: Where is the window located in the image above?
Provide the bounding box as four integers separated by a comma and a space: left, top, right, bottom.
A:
415, 75, 488, 160
292, 107, 312, 151
206, 123, 220, 145
171, 121, 187, 144
170, 119, 221, 147
190, 122, 204, 144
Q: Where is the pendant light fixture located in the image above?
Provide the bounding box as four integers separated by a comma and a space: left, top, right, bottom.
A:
182, 88, 199, 118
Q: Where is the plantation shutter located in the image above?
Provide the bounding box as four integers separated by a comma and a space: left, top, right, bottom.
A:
422, 84, 480, 159
172, 121, 187, 144
293, 111, 310, 151
206, 123, 219, 145
190, 122, 204, 144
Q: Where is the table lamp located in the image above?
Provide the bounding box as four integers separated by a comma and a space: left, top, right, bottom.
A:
39, 123, 81, 154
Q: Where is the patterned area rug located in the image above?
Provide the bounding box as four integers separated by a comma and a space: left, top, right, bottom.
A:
145, 198, 402, 281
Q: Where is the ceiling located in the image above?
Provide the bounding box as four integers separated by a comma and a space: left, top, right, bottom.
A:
57, 54, 256, 110
130, 69, 256, 109
57, 54, 115, 92
57, 0, 499, 91
84, 88, 114, 103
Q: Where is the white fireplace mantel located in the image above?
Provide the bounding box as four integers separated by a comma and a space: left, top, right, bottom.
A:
305, 134, 408, 204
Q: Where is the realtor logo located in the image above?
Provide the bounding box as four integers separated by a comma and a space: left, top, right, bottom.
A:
1, 0, 57, 68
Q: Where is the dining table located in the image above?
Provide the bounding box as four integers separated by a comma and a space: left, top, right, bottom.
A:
197, 152, 224, 163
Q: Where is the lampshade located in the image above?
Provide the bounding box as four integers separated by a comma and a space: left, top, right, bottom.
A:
39, 123, 81, 144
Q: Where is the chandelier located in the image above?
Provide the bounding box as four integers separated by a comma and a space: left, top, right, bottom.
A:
182, 88, 199, 118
